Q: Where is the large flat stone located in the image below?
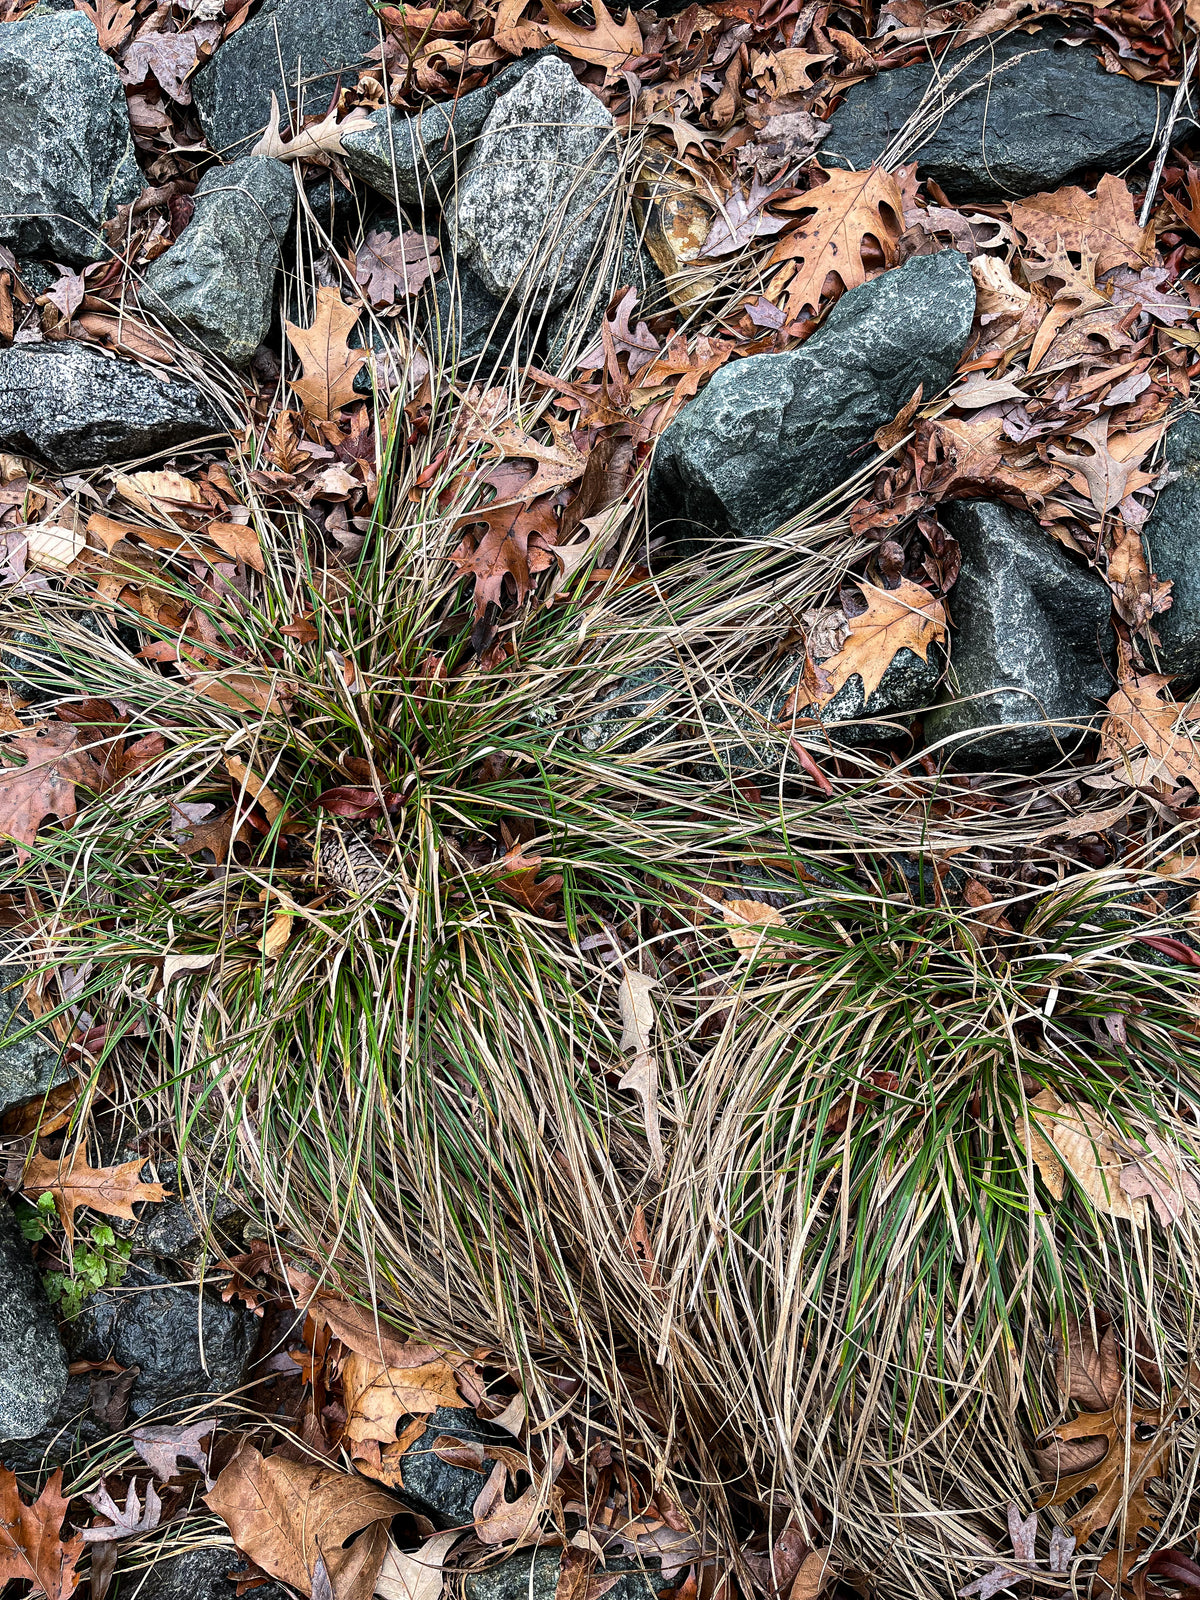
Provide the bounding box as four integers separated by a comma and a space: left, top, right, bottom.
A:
823, 26, 1175, 202
0, 1199, 69, 1444
453, 57, 617, 311
342, 55, 548, 205
1144, 412, 1200, 683
142, 156, 295, 369
923, 500, 1114, 768
0, 12, 142, 264
0, 342, 221, 472
192, 0, 381, 155
649, 251, 976, 544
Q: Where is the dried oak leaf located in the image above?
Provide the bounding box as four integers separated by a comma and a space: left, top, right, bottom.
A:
131, 1418, 217, 1483
22, 1150, 165, 1252
353, 230, 440, 307
1013, 1088, 1143, 1223
205, 1442, 401, 1600
72, 0, 134, 52
1036, 1400, 1170, 1545
0, 723, 102, 864
1055, 1313, 1122, 1412
540, 0, 640, 79
1098, 674, 1200, 790
449, 498, 557, 616
699, 175, 790, 260
809, 578, 946, 708
285, 1271, 451, 1369
342, 1350, 466, 1447
1012, 175, 1154, 278
766, 166, 903, 320
617, 966, 663, 1175
0, 1467, 84, 1600
285, 287, 369, 421
79, 1479, 162, 1543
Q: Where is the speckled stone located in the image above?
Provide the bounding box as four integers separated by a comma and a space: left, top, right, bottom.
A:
142, 157, 295, 369
452, 57, 617, 311
1144, 413, 1200, 683
0, 342, 221, 471
767, 645, 944, 746
191, 0, 380, 154
649, 251, 976, 544
0, 12, 142, 264
0, 1200, 68, 1444
822, 25, 1176, 202
0, 962, 71, 1121
923, 500, 1115, 769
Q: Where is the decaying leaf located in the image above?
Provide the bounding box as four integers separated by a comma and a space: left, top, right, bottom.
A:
1037, 1400, 1170, 1545
22, 1149, 165, 1252
808, 579, 946, 709
1098, 675, 1200, 791
131, 1418, 217, 1484
767, 166, 903, 320
205, 1443, 400, 1600
1014, 1089, 1143, 1223
722, 898, 789, 959
1012, 175, 1154, 278
1055, 1313, 1122, 1412
539, 0, 640, 78
353, 231, 440, 306
79, 1480, 162, 1542
616, 966, 663, 1175
0, 723, 102, 864
1117, 1130, 1200, 1226
342, 1350, 466, 1447
0, 1467, 84, 1600
253, 91, 371, 162
285, 287, 369, 421
374, 1534, 461, 1600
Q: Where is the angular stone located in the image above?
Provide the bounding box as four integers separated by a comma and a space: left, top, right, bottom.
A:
65, 1261, 260, 1417
0, 1199, 69, 1444
392, 1406, 510, 1527
423, 252, 533, 373
766, 644, 943, 746
139, 1162, 245, 1261
453, 57, 617, 311
465, 1549, 667, 1600
923, 500, 1114, 768
0, 12, 142, 265
823, 26, 1177, 203
114, 1547, 292, 1600
649, 251, 975, 544
192, 0, 381, 155
142, 157, 295, 369
1144, 412, 1200, 682
578, 667, 679, 757
0, 343, 221, 472
0, 962, 71, 1123
343, 55, 548, 205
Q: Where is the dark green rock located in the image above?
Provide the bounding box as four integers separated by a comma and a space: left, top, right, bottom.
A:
113, 1546, 292, 1600
578, 668, 679, 757
192, 0, 381, 155
0, 343, 221, 471
65, 1260, 260, 1417
0, 12, 142, 264
649, 251, 976, 545
453, 57, 617, 311
0, 963, 70, 1121
139, 1161, 245, 1261
767, 644, 943, 747
462, 1548, 668, 1600
394, 1405, 509, 1527
142, 157, 295, 369
823, 25, 1177, 202
0, 1200, 69, 1444
923, 500, 1114, 769
423, 253, 532, 374
1144, 412, 1200, 683
342, 55, 549, 205
1, 1372, 106, 1475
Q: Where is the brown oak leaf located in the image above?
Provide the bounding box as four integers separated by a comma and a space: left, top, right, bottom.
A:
0, 1467, 84, 1600
766, 166, 903, 320
285, 287, 369, 421
0, 722, 102, 864
22, 1150, 165, 1252
353, 231, 440, 307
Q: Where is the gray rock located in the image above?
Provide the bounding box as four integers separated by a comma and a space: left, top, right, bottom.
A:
343, 54, 549, 205
192, 0, 381, 154
578, 667, 679, 756
649, 251, 976, 544
0, 963, 70, 1123
923, 500, 1115, 768
114, 1546, 292, 1600
1, 608, 110, 704
1144, 412, 1200, 682
141, 157, 295, 369
823, 25, 1175, 202
423, 253, 531, 374
395, 1406, 510, 1527
0, 12, 142, 265
139, 1165, 244, 1261
0, 342, 222, 472
767, 644, 943, 746
464, 1548, 668, 1600
453, 57, 617, 311
545, 217, 669, 372
0, 1372, 106, 1475
0, 1199, 69, 1443
65, 1260, 260, 1417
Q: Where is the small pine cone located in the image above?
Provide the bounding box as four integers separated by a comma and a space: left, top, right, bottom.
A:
317, 821, 388, 897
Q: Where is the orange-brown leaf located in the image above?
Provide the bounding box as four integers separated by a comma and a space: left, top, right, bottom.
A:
342, 1351, 466, 1446
22, 1150, 165, 1252
0, 723, 102, 865
766, 167, 903, 320
204, 1443, 400, 1600
284, 287, 369, 421
1013, 175, 1154, 278
809, 578, 946, 708
540, 0, 640, 78
1036, 1401, 1170, 1545
0, 1467, 84, 1600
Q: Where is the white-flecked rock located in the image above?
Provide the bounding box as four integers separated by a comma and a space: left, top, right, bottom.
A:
452, 57, 617, 311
